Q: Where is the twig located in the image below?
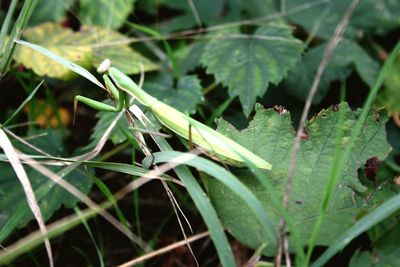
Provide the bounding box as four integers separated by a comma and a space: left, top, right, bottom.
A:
0, 153, 203, 264
280, 0, 286, 15
91, 0, 330, 49
187, 0, 203, 29
116, 231, 209, 267
3, 128, 53, 157
275, 0, 361, 266
0, 129, 54, 267
19, 151, 151, 252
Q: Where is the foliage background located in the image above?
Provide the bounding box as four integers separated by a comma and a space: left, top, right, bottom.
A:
0, 0, 399, 266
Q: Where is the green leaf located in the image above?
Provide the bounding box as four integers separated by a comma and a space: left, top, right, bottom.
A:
144, 73, 203, 114
349, 224, 400, 267
175, 40, 206, 74
207, 103, 391, 255
284, 39, 380, 104
355, 176, 400, 210
240, 0, 278, 18
0, 129, 93, 241
376, 53, 400, 116
133, 118, 237, 267
312, 193, 400, 267
157, 0, 241, 33
145, 151, 276, 240
29, 0, 74, 25
136, 0, 168, 15
201, 24, 303, 116
286, 0, 400, 39
14, 22, 93, 80
80, 101, 128, 152
79, 26, 158, 75
79, 0, 135, 29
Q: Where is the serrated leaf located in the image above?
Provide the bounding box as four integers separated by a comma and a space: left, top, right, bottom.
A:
376, 53, 400, 116
79, 0, 135, 29
157, 0, 241, 33
14, 22, 93, 80
201, 24, 303, 116
0, 129, 93, 241
79, 26, 158, 74
207, 103, 391, 255
286, 0, 400, 39
284, 39, 380, 104
29, 0, 74, 25
144, 73, 203, 114
175, 40, 206, 74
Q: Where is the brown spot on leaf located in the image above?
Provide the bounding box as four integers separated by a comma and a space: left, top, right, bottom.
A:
295, 200, 303, 205
377, 48, 389, 61
394, 176, 400, 186
364, 157, 382, 181
332, 104, 340, 112
301, 128, 309, 140
373, 111, 381, 122
60, 19, 70, 28
273, 105, 288, 115
393, 111, 400, 127
16, 64, 25, 72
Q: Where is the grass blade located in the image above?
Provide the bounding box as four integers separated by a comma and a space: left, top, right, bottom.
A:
74, 207, 105, 267
311, 193, 400, 267
140, 129, 236, 266
91, 174, 130, 229
0, 0, 18, 55
0, 129, 53, 267
2, 80, 43, 127
0, 200, 109, 265
145, 151, 277, 239
13, 39, 105, 89
305, 39, 400, 265
0, 0, 38, 76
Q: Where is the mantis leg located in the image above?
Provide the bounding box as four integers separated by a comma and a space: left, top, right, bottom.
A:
73, 73, 128, 122
74, 95, 121, 112
73, 95, 123, 124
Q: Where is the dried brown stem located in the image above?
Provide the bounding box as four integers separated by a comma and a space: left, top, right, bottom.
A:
116, 231, 209, 267
275, 0, 361, 266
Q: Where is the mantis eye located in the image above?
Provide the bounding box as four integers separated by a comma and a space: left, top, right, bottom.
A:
97, 58, 112, 73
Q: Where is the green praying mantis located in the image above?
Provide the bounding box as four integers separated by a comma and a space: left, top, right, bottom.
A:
75, 59, 272, 170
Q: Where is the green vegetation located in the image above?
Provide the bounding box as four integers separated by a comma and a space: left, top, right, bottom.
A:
0, 1, 399, 266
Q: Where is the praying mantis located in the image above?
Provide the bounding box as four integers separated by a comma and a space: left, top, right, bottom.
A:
75, 59, 272, 170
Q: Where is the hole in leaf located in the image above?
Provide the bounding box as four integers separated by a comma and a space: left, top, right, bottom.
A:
364, 157, 382, 181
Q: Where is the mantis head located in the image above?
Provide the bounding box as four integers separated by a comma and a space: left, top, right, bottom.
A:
97, 58, 112, 74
